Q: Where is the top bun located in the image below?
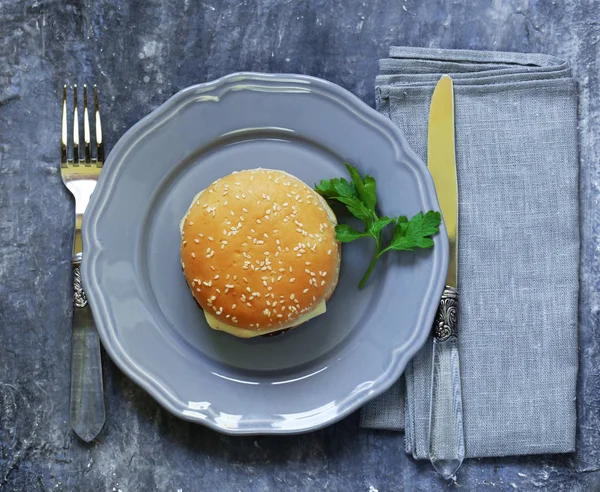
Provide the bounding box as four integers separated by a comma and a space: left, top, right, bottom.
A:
180, 168, 341, 336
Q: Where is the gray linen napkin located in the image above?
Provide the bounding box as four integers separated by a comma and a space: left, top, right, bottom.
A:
360, 47, 579, 459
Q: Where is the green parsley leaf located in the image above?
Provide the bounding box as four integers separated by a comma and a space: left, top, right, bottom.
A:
368, 216, 396, 237
346, 163, 377, 212
335, 224, 370, 243
315, 177, 357, 200
336, 196, 375, 224
384, 211, 442, 252
315, 165, 440, 288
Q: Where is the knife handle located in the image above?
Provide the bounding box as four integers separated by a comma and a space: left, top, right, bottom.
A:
69, 262, 106, 442
428, 286, 465, 479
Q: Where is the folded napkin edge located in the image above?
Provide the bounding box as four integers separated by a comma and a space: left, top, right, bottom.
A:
387, 46, 568, 69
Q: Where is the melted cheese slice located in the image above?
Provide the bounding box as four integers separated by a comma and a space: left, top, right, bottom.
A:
204, 300, 327, 338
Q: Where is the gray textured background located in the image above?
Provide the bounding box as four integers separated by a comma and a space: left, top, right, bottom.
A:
1, 0, 599, 490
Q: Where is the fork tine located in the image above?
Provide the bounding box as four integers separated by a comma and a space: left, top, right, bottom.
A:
94, 85, 104, 165
73, 85, 80, 164
61, 85, 68, 167
83, 85, 91, 164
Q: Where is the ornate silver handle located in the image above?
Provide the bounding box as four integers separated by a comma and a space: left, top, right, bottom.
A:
70, 261, 105, 442
428, 286, 465, 479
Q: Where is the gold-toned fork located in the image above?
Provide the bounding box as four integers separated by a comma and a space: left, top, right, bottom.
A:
60, 84, 106, 442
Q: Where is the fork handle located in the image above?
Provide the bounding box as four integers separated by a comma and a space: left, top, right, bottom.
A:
69, 262, 106, 442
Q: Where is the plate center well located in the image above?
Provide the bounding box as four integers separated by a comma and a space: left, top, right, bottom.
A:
142, 132, 382, 373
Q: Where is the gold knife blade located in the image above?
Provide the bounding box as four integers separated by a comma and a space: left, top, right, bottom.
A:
427, 75, 458, 288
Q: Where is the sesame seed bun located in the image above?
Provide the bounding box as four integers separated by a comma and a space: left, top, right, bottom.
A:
180, 169, 341, 337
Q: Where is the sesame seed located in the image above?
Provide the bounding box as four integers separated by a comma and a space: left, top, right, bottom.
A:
246, 302, 252, 307
232, 304, 236, 309
191, 252, 196, 258
256, 219, 261, 224
196, 287, 201, 292
232, 317, 238, 324
290, 294, 295, 299
188, 221, 194, 225
327, 249, 332, 255
289, 278, 295, 283
296, 253, 302, 257
203, 280, 212, 287
321, 280, 326, 285
194, 238, 200, 244
303, 288, 309, 293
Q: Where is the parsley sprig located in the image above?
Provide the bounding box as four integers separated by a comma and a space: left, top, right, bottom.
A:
316, 163, 441, 288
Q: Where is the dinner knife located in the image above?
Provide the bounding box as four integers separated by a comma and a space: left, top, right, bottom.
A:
426, 75, 465, 479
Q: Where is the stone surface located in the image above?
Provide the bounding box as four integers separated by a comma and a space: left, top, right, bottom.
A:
1, 0, 599, 490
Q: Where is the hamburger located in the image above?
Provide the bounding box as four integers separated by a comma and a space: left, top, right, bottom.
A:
180, 169, 341, 338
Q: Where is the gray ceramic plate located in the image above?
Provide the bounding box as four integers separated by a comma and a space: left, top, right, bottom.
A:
82, 73, 448, 435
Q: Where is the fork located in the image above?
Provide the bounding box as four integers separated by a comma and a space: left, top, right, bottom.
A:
61, 84, 106, 442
